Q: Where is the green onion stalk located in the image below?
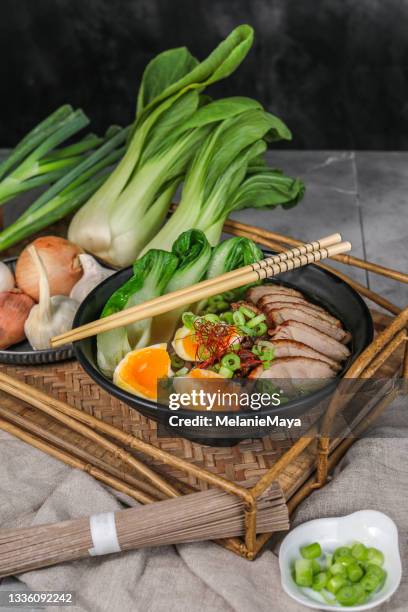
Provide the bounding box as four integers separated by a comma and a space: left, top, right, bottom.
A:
68, 25, 255, 268
0, 105, 95, 205
0, 126, 128, 253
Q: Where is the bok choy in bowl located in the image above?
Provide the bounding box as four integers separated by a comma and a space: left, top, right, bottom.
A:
73, 230, 373, 445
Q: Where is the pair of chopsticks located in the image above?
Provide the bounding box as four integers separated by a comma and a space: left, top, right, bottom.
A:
0, 371, 179, 503
51, 234, 351, 347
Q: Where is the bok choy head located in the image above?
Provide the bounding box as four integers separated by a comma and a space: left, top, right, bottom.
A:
68, 25, 254, 268
97, 250, 178, 378
142, 107, 303, 252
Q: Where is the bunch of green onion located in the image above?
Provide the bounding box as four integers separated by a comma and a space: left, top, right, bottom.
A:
0, 105, 92, 206
0, 125, 128, 252
293, 541, 387, 606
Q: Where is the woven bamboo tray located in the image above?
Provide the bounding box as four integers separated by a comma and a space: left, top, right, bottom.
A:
0, 218, 407, 560
0, 308, 404, 556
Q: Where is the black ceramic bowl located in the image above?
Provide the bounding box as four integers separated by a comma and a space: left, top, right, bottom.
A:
74, 250, 373, 446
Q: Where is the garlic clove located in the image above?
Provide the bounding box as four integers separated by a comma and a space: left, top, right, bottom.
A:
70, 254, 114, 303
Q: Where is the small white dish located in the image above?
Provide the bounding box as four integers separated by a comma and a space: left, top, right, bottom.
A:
279, 510, 402, 610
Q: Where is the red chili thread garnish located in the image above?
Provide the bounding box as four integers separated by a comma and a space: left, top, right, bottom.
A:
192, 319, 238, 368
236, 348, 262, 375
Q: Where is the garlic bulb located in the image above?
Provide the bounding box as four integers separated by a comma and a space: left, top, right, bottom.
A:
24, 246, 79, 350
70, 254, 114, 303
0, 261, 15, 292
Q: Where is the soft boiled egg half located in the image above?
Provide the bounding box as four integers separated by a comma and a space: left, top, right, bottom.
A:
172, 324, 241, 362
113, 343, 172, 401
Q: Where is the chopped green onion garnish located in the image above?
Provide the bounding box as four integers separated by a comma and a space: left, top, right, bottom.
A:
334, 546, 352, 561
351, 542, 368, 562
326, 575, 348, 594
329, 562, 347, 576
247, 313, 266, 328
292, 540, 386, 607
367, 547, 385, 566
203, 314, 220, 323
312, 571, 328, 592
175, 367, 189, 377
209, 294, 226, 304
347, 562, 364, 583
182, 312, 197, 330
336, 585, 362, 606
232, 311, 245, 326
360, 573, 381, 593
220, 311, 234, 324
221, 353, 241, 371
170, 354, 185, 369
218, 366, 234, 378
257, 340, 274, 349
254, 322, 268, 336
294, 559, 313, 587
239, 305, 256, 319
239, 324, 254, 335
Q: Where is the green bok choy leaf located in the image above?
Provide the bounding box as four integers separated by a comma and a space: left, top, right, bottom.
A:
97, 250, 178, 378
68, 25, 255, 268
150, 229, 212, 343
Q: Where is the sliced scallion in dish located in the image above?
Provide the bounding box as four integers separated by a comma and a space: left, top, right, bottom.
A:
292, 540, 387, 606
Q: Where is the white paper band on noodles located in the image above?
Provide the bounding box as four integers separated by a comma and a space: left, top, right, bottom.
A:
88, 512, 121, 556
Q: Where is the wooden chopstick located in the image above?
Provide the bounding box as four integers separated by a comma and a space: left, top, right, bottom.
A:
225, 224, 402, 316
224, 220, 408, 285
0, 372, 179, 500
51, 238, 351, 347
0, 417, 156, 505
0, 371, 250, 500
0, 402, 168, 502
50, 233, 342, 347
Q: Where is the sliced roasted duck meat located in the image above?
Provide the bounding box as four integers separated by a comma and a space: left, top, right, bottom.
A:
268, 339, 341, 371
258, 294, 328, 315
258, 300, 341, 328
250, 356, 337, 379
246, 285, 303, 304
270, 321, 351, 362
263, 306, 350, 343
249, 356, 336, 393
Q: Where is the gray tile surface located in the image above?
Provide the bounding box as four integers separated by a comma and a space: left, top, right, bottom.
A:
355, 152, 408, 308
231, 151, 368, 286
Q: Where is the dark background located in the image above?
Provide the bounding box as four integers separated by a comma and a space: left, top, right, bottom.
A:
2, 0, 407, 149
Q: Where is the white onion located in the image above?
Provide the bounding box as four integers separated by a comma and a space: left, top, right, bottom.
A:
15, 236, 83, 302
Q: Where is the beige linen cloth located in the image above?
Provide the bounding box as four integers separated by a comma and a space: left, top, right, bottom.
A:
0, 415, 407, 612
